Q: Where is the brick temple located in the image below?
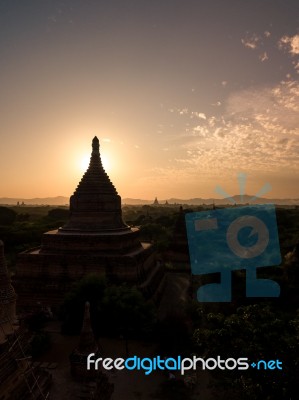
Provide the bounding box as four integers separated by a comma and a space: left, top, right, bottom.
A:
0, 240, 51, 398
14, 137, 165, 310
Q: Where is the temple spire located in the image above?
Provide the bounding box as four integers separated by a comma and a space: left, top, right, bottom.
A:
78, 302, 97, 353
74, 136, 117, 195
70, 301, 102, 381
92, 136, 100, 156
60, 136, 128, 232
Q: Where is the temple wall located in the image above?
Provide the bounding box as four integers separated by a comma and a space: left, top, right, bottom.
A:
40, 229, 142, 254
14, 241, 163, 309
13, 137, 166, 310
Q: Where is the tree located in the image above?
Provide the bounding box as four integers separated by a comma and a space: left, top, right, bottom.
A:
47, 208, 69, 220
101, 284, 156, 338
0, 206, 16, 225
193, 303, 299, 399
61, 275, 156, 338
61, 274, 106, 334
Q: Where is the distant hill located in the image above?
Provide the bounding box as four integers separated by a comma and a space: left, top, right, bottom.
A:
0, 196, 69, 206
122, 198, 152, 205
123, 195, 299, 206
165, 195, 299, 206
0, 195, 298, 206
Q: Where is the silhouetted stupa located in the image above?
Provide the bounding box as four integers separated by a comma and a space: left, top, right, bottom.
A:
153, 197, 159, 206
70, 302, 113, 398
14, 137, 165, 310
70, 302, 101, 380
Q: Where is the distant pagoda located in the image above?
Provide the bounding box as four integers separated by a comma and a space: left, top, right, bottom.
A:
153, 197, 159, 206
14, 137, 165, 310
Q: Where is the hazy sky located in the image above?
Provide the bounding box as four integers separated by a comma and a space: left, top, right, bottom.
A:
0, 0, 298, 199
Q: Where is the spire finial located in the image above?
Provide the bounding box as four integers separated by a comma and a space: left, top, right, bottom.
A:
82, 301, 91, 332
92, 136, 100, 155
77, 301, 97, 353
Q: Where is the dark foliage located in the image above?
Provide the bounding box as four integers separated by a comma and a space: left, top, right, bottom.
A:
47, 208, 69, 220
0, 206, 16, 225
61, 275, 156, 338
192, 303, 299, 400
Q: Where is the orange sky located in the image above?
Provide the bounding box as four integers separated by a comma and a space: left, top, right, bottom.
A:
0, 1, 298, 200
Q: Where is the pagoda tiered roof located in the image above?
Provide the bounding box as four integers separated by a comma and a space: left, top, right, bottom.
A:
60, 136, 128, 232
77, 302, 98, 354
74, 137, 117, 195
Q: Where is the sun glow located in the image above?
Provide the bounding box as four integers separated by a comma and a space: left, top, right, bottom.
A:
79, 153, 111, 173
80, 154, 90, 172
101, 154, 110, 172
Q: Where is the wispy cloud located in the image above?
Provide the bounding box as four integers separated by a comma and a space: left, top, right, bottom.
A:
178, 108, 189, 115
164, 79, 299, 178
241, 31, 273, 63
154, 30, 299, 193
211, 101, 222, 106
241, 34, 260, 50
191, 112, 206, 120
278, 34, 299, 55
259, 52, 268, 62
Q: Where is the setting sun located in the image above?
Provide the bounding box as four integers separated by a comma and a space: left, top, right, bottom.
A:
101, 154, 110, 172
79, 153, 111, 174
80, 154, 90, 172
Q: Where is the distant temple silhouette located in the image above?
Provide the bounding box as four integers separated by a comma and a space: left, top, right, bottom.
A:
153, 197, 159, 206
14, 137, 165, 310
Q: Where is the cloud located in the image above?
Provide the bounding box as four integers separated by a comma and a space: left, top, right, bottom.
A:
164, 79, 299, 180
220, 81, 299, 169
178, 108, 189, 115
171, 108, 207, 120
259, 52, 268, 62
227, 80, 299, 126
241, 34, 260, 50
192, 112, 206, 120
278, 34, 299, 55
